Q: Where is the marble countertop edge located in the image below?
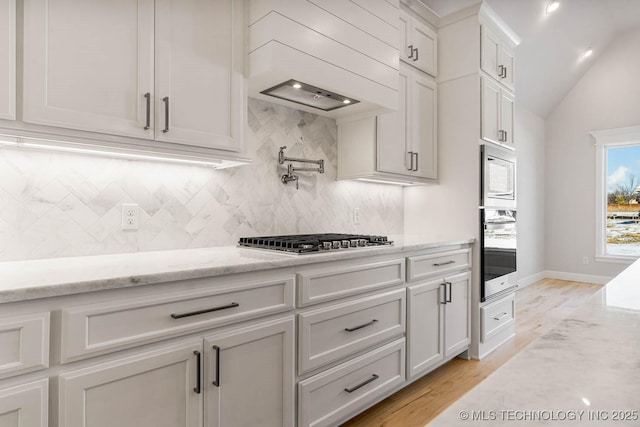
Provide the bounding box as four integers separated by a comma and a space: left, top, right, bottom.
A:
0, 236, 475, 303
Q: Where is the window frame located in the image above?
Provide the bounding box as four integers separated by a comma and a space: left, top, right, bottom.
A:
592, 125, 640, 263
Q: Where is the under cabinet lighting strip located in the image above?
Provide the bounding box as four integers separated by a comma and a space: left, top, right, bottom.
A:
0, 133, 244, 168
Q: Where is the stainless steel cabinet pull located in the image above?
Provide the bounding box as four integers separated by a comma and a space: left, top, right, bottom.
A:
493, 312, 509, 321
408, 151, 414, 171
143, 92, 151, 130
413, 152, 418, 171
440, 282, 447, 305
408, 44, 414, 59
446, 281, 452, 303
413, 47, 419, 61
503, 66, 507, 78
344, 374, 379, 393
433, 260, 455, 267
504, 130, 508, 142
193, 350, 202, 394
170, 302, 239, 319
162, 96, 170, 133
498, 130, 506, 142
212, 345, 220, 387
345, 319, 378, 332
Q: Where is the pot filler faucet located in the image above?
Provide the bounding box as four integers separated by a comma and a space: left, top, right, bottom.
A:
279, 146, 324, 190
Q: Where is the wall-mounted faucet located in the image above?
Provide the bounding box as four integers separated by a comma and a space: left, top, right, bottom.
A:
278, 146, 324, 189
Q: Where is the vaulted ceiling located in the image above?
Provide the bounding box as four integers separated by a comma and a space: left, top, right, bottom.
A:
421, 0, 640, 118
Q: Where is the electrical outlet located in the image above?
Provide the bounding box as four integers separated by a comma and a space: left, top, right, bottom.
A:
582, 256, 589, 265
122, 203, 139, 230
353, 208, 361, 225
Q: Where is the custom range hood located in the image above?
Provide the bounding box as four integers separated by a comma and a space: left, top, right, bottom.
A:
248, 0, 399, 118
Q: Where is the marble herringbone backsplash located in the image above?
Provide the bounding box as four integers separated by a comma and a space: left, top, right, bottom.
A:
0, 99, 403, 261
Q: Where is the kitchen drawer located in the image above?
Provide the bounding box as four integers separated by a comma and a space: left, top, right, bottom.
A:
0, 312, 49, 380
298, 339, 405, 427
481, 293, 515, 342
298, 289, 405, 374
297, 258, 405, 307
61, 276, 294, 362
407, 248, 471, 282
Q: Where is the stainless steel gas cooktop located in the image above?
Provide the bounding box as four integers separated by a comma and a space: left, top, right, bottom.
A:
238, 233, 393, 254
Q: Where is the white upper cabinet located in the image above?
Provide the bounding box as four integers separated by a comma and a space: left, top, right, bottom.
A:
399, 8, 437, 77
154, 0, 244, 151
23, 0, 245, 153
338, 63, 437, 184
0, 0, 15, 120
481, 76, 514, 147
23, 0, 155, 139
378, 63, 437, 180
480, 24, 515, 91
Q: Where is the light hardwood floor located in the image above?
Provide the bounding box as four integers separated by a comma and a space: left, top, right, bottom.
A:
340, 279, 603, 427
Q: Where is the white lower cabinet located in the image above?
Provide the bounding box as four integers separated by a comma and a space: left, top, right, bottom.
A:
0, 379, 48, 427
59, 316, 294, 427
298, 339, 405, 427
204, 317, 295, 427
59, 340, 202, 427
407, 271, 471, 379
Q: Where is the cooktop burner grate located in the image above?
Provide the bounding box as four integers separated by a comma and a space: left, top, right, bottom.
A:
238, 233, 392, 254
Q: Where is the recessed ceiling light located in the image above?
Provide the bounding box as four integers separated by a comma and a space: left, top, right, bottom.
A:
546, 0, 560, 14
582, 48, 594, 59
343, 99, 351, 104
292, 83, 302, 89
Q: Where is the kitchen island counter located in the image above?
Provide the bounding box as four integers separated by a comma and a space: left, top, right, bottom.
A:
0, 235, 474, 303
429, 258, 640, 426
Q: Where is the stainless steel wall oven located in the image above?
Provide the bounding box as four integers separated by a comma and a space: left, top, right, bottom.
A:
481, 144, 517, 302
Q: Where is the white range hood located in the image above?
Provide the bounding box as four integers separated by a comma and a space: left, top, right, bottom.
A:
248, 0, 400, 119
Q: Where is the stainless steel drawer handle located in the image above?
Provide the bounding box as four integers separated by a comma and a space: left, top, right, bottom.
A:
413, 47, 419, 61
162, 96, 170, 133
143, 92, 151, 130
493, 312, 509, 321
408, 151, 414, 171
170, 302, 239, 319
408, 44, 414, 59
344, 374, 379, 393
433, 260, 455, 267
345, 319, 378, 332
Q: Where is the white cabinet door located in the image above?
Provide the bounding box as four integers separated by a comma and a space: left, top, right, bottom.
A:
0, 0, 15, 120
204, 317, 295, 427
481, 76, 514, 147
444, 272, 471, 358
407, 279, 444, 378
377, 67, 409, 176
399, 9, 437, 77
0, 380, 48, 427
59, 340, 202, 427
481, 76, 501, 145
154, 0, 244, 152
411, 72, 437, 179
481, 25, 515, 91
23, 0, 155, 139
500, 89, 515, 147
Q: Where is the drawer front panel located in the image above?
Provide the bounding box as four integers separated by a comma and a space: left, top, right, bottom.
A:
297, 259, 405, 307
298, 289, 405, 374
0, 379, 48, 427
407, 249, 470, 282
62, 277, 295, 362
0, 312, 49, 379
298, 339, 405, 427
481, 293, 515, 342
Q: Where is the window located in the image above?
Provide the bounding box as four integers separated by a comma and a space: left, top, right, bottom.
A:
593, 126, 640, 262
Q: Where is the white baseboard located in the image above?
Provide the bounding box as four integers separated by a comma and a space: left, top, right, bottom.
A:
542, 270, 612, 285
517, 271, 546, 288
516, 270, 611, 287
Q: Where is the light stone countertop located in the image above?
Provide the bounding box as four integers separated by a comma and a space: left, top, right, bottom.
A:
0, 235, 474, 303
429, 258, 640, 427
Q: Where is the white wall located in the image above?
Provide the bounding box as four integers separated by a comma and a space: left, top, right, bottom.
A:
545, 27, 640, 280
516, 105, 546, 286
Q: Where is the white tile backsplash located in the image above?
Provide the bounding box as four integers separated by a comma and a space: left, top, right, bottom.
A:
0, 99, 403, 261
